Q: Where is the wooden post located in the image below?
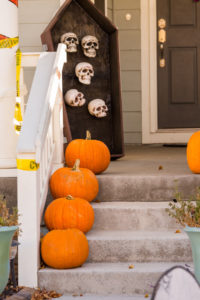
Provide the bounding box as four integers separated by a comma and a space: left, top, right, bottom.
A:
0, 0, 19, 168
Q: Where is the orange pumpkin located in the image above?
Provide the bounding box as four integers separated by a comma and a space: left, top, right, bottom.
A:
44, 195, 94, 233
50, 159, 99, 202
41, 229, 89, 269
187, 131, 200, 173
65, 131, 110, 174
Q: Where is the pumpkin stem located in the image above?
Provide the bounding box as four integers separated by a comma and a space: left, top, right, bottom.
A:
86, 130, 92, 140
66, 195, 74, 200
72, 159, 80, 171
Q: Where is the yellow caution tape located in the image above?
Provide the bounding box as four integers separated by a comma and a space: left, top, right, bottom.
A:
16, 48, 21, 97
14, 48, 23, 135
16, 159, 40, 171
0, 36, 19, 49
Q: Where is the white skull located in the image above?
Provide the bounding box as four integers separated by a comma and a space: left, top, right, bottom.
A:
88, 99, 108, 118
64, 89, 86, 107
60, 32, 79, 53
75, 62, 94, 85
81, 35, 99, 58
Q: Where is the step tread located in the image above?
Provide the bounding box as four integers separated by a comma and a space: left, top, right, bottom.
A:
39, 262, 193, 274
57, 295, 146, 299
92, 202, 170, 209
86, 230, 186, 240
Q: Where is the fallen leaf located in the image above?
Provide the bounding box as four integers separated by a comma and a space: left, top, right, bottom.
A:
144, 294, 149, 298
94, 199, 101, 203
158, 165, 163, 170
129, 264, 134, 269
175, 229, 181, 233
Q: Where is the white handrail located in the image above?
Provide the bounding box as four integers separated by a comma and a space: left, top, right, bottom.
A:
17, 44, 67, 287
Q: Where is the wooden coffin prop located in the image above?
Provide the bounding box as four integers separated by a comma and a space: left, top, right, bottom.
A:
41, 0, 124, 159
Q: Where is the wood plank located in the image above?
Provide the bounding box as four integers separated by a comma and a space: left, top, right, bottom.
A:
114, 10, 140, 30
119, 30, 140, 50
122, 91, 141, 111
121, 71, 141, 91
123, 112, 142, 132
19, 24, 47, 46
19, 0, 60, 24
124, 132, 142, 143
120, 50, 141, 70
113, 0, 140, 10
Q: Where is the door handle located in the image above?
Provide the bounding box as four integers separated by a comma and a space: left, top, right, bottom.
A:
158, 19, 166, 67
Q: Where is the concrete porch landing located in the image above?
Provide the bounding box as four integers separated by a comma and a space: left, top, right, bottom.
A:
97, 145, 200, 202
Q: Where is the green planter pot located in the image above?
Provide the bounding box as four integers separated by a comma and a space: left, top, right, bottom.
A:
184, 226, 200, 284
0, 226, 18, 293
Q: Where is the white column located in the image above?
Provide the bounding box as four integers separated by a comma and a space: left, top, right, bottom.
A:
0, 0, 18, 168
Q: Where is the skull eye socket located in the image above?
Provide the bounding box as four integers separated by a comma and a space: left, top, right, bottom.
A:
93, 42, 97, 47
89, 69, 93, 74
102, 105, 107, 109
96, 107, 101, 111
82, 69, 89, 73
74, 98, 79, 103
66, 37, 73, 42
87, 42, 92, 46
78, 93, 82, 97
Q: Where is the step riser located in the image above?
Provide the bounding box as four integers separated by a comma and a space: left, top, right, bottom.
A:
39, 271, 155, 295
87, 238, 192, 263
38, 268, 174, 295
93, 207, 179, 230
97, 175, 200, 202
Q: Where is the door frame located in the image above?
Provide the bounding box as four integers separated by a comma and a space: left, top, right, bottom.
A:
141, 0, 199, 144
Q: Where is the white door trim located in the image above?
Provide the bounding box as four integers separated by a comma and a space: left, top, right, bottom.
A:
141, 0, 199, 144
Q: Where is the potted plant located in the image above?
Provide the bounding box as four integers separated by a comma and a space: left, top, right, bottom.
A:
166, 187, 200, 283
0, 195, 19, 293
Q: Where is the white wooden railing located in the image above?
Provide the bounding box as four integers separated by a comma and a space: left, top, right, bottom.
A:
17, 44, 67, 287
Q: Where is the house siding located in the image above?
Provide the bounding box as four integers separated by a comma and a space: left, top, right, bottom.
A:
19, 0, 142, 144
112, 0, 142, 144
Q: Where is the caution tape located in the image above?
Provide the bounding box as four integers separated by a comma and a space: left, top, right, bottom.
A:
16, 159, 40, 171
14, 48, 22, 135
0, 36, 19, 49
16, 48, 21, 97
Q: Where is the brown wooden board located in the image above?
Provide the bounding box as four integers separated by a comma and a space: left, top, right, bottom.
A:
41, 0, 124, 158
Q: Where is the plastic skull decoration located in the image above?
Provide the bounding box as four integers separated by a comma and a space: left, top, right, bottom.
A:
88, 99, 108, 118
75, 62, 94, 85
60, 32, 79, 53
81, 35, 99, 58
64, 89, 86, 107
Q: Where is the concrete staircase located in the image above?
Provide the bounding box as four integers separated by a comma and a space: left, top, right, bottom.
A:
39, 146, 196, 298
39, 201, 193, 297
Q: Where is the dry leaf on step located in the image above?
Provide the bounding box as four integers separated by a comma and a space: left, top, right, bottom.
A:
129, 264, 134, 269
175, 229, 181, 233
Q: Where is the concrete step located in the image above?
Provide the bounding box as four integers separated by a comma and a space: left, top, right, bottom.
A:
39, 262, 193, 295
96, 173, 200, 202
86, 230, 191, 263
56, 295, 146, 299
92, 202, 179, 230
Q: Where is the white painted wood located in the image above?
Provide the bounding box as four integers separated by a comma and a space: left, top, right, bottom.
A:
18, 165, 40, 287
141, 0, 199, 144
21, 53, 41, 67
0, 168, 17, 177
0, 0, 19, 168
17, 44, 66, 287
17, 52, 56, 153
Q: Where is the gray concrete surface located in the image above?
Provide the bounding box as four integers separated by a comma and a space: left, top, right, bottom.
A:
92, 202, 180, 231
86, 230, 192, 263
39, 262, 192, 295
96, 145, 200, 202
56, 295, 147, 299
